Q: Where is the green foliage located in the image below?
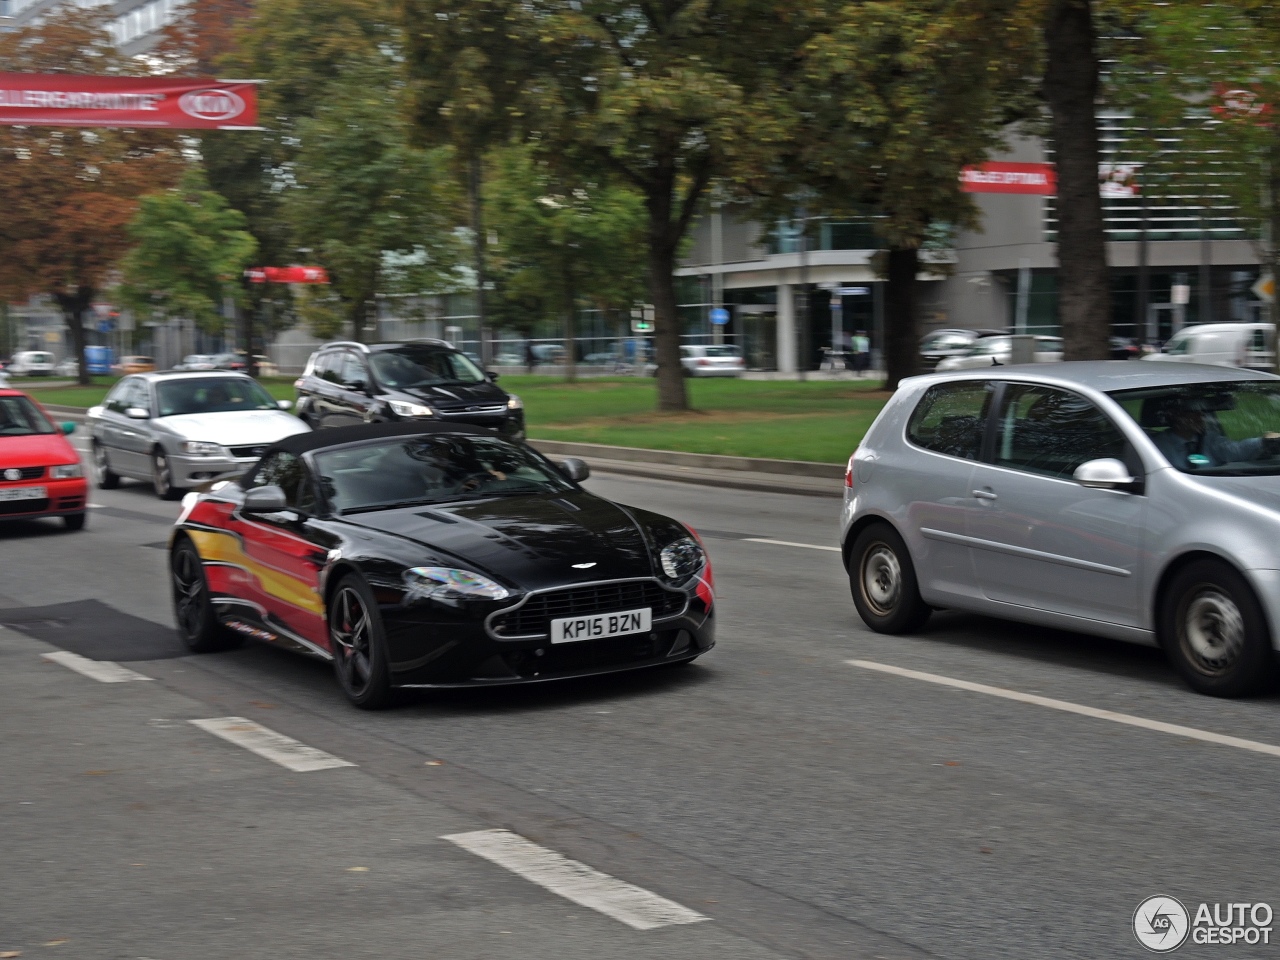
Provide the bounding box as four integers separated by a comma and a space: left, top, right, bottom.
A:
120, 169, 259, 333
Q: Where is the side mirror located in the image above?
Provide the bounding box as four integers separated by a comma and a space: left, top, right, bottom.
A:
277, 399, 293, 410
60, 421, 76, 435
243, 484, 289, 513
487, 371, 500, 381
1074, 458, 1140, 492
559, 457, 590, 482
125, 407, 150, 420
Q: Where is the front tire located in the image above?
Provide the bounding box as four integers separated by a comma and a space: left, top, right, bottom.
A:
152, 448, 181, 501
1159, 559, 1277, 697
171, 539, 240, 652
849, 523, 931, 634
63, 512, 86, 531
329, 574, 393, 709
93, 442, 119, 489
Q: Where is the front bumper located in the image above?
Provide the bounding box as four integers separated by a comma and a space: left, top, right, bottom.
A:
170, 454, 258, 488
0, 476, 88, 520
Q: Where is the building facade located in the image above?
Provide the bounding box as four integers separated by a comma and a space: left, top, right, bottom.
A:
2, 0, 186, 57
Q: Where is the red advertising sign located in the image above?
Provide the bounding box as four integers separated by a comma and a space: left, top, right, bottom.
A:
1213, 83, 1271, 122
0, 74, 260, 129
246, 266, 330, 284
960, 161, 1057, 195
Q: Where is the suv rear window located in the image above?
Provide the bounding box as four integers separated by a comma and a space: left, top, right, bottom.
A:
906, 381, 993, 460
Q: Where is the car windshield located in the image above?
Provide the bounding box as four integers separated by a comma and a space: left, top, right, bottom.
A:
315, 434, 574, 513
368, 345, 487, 387
1110, 380, 1280, 476
155, 378, 278, 416
0, 395, 56, 436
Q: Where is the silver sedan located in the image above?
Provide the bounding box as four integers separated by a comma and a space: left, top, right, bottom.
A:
87, 372, 310, 499
841, 361, 1280, 697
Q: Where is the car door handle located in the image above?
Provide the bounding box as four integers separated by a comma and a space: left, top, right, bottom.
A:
971, 489, 998, 500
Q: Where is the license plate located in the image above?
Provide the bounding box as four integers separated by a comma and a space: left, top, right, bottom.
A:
550, 607, 652, 644
0, 485, 46, 502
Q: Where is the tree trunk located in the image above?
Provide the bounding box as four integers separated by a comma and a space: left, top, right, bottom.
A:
883, 247, 920, 391
53, 286, 94, 386
563, 260, 577, 383
646, 186, 688, 412
469, 152, 491, 367
1044, 0, 1111, 360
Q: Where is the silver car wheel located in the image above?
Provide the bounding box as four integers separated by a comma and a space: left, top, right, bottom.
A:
153, 450, 174, 498
1181, 587, 1245, 673
861, 543, 902, 616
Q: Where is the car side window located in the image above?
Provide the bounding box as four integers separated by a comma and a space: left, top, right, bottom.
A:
338, 352, 369, 389
994, 384, 1126, 479
246, 452, 317, 514
104, 379, 132, 413
121, 379, 150, 415
905, 381, 993, 460
313, 351, 341, 384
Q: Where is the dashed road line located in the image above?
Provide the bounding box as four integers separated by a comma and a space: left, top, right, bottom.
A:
847, 659, 1280, 759
41, 650, 153, 683
744, 537, 841, 553
190, 717, 356, 772
442, 828, 709, 930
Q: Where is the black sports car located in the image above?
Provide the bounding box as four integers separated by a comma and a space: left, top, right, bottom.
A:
169, 422, 715, 708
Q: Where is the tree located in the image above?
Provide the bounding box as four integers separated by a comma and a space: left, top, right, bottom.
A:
0, 8, 184, 384
403, 0, 814, 411
119, 168, 259, 335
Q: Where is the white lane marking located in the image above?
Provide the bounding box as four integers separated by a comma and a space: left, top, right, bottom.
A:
189, 717, 356, 772
86, 503, 104, 509
442, 829, 709, 930
42, 651, 153, 683
847, 659, 1280, 759
744, 537, 841, 553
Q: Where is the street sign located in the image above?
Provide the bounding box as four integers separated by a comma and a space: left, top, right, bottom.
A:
838, 286, 870, 296
709, 307, 730, 325
1253, 274, 1275, 304
1172, 284, 1191, 306
631, 319, 654, 333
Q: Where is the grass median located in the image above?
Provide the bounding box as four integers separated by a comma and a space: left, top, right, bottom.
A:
25, 374, 888, 464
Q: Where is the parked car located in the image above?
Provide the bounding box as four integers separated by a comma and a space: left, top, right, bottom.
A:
842, 360, 1280, 697
678, 344, 746, 377
0, 387, 87, 530
54, 358, 78, 378
1143, 322, 1273, 371
253, 355, 280, 377
1109, 337, 1153, 361
8, 350, 56, 376
934, 335, 1063, 370
211, 352, 247, 371
174, 354, 219, 371
112, 355, 156, 375
295, 340, 525, 440
86, 372, 309, 500
919, 328, 1005, 370
167, 421, 715, 708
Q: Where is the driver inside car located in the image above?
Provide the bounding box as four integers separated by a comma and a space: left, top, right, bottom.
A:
1152, 396, 1280, 469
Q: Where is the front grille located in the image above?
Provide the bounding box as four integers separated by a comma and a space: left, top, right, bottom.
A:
437, 405, 507, 417
0, 497, 48, 515
229, 445, 269, 459
490, 580, 686, 639
0, 466, 44, 481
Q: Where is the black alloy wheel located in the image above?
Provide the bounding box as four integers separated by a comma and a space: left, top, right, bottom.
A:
849, 522, 932, 634
92, 442, 119, 489
1159, 559, 1277, 697
171, 539, 239, 652
329, 574, 393, 709
152, 448, 181, 500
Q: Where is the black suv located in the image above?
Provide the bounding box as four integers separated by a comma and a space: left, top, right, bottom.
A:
295, 340, 525, 440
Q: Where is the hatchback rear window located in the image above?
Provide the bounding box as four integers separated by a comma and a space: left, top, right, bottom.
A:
906, 381, 994, 460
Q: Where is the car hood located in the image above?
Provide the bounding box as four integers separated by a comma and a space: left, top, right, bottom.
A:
154, 410, 310, 445
341, 490, 665, 590
398, 380, 507, 409
0, 432, 78, 467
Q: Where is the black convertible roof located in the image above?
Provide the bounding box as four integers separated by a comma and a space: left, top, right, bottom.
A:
270, 421, 497, 457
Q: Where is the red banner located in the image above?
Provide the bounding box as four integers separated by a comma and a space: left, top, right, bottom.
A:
246, 266, 330, 284
0, 74, 260, 129
960, 161, 1056, 195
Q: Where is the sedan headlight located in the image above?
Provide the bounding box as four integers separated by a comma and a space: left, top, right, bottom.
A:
659, 537, 706, 581
388, 400, 435, 418
404, 567, 510, 601
180, 441, 227, 457
51, 463, 83, 479
506, 393, 523, 411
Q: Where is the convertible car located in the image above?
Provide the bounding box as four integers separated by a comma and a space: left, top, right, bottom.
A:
169, 422, 715, 707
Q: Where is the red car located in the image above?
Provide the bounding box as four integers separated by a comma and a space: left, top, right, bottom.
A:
0, 388, 88, 530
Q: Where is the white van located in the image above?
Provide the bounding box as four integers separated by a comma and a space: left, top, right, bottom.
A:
1143, 322, 1274, 370
8, 350, 57, 376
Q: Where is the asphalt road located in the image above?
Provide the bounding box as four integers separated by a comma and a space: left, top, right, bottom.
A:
3, 439, 1280, 959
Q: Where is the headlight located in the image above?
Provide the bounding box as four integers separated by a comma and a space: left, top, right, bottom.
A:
660, 537, 705, 581
506, 393, 523, 411
404, 567, 510, 601
180, 441, 226, 456
388, 400, 434, 418
51, 463, 83, 479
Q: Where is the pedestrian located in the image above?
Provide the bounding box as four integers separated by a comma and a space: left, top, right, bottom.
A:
525, 339, 537, 374
852, 330, 870, 377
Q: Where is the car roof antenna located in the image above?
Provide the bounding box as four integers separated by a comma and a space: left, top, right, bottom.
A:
991, 357, 1002, 366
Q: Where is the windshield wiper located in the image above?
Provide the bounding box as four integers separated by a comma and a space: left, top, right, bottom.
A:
340, 496, 446, 514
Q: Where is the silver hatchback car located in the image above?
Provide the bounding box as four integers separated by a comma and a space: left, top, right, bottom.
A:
841, 361, 1280, 697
